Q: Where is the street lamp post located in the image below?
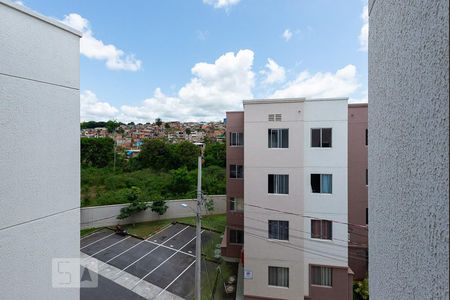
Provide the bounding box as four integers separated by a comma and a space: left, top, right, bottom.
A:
183, 142, 203, 300
195, 154, 202, 300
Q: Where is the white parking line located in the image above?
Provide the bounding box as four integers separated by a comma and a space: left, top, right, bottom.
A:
144, 240, 195, 258
98, 223, 175, 268
114, 226, 190, 278
153, 259, 196, 300
80, 232, 116, 250
82, 236, 131, 262
131, 231, 203, 290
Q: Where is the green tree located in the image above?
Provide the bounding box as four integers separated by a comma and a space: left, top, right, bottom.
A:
81, 137, 114, 168
155, 118, 163, 127
204, 142, 226, 167
151, 199, 168, 215
170, 141, 200, 170
138, 139, 172, 171
117, 187, 149, 220
167, 167, 195, 196
185, 128, 191, 135
164, 123, 170, 129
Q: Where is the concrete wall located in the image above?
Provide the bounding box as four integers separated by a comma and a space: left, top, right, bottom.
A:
81, 196, 226, 229
369, 0, 449, 299
0, 1, 81, 299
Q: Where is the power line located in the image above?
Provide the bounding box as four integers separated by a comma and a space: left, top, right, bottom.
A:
245, 215, 368, 248
245, 203, 368, 230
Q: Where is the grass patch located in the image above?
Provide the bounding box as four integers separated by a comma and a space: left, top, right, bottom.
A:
80, 228, 101, 237
177, 214, 226, 233
123, 219, 173, 238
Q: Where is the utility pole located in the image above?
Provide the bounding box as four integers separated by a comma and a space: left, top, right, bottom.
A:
195, 144, 204, 300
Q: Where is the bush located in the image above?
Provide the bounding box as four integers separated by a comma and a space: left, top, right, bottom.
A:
353, 276, 369, 300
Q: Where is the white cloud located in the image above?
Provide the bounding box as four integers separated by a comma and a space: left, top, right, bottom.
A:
119, 49, 255, 122
271, 64, 360, 99
61, 13, 142, 71
282, 29, 292, 42
14, 1, 24, 5
203, 0, 240, 9
359, 4, 368, 52
260, 58, 286, 85
80, 90, 119, 121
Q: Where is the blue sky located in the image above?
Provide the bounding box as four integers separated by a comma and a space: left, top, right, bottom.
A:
19, 0, 368, 122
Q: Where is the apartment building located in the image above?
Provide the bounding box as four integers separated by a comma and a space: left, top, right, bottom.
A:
348, 104, 368, 280
0, 1, 80, 299
221, 111, 245, 260
222, 98, 353, 300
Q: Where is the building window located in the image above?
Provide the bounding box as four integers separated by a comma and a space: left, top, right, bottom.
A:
229, 132, 244, 146
311, 128, 332, 148
311, 174, 332, 193
311, 220, 332, 240
366, 208, 368, 225
230, 197, 243, 212
268, 114, 282, 122
268, 220, 289, 240
230, 165, 243, 179
268, 266, 289, 288
366, 169, 368, 185
268, 129, 289, 148
311, 266, 332, 287
365, 129, 368, 146
229, 229, 244, 244
268, 174, 289, 194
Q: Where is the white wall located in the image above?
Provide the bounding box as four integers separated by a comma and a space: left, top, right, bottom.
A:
302, 99, 348, 295
81, 196, 227, 229
243, 98, 348, 299
0, 1, 80, 299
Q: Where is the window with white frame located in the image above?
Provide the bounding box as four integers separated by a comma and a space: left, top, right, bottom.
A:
311, 174, 332, 193
229, 229, 244, 244
268, 129, 289, 148
268, 174, 289, 194
268, 266, 289, 288
229, 132, 244, 146
311, 219, 333, 240
311, 128, 332, 147
230, 165, 243, 179
229, 197, 243, 212
268, 220, 289, 240
311, 266, 333, 287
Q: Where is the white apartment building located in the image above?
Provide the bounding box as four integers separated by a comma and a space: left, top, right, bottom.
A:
243, 98, 353, 300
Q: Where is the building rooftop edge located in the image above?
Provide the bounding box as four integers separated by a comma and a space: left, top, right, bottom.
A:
242, 97, 349, 105
348, 102, 368, 107
0, 0, 82, 37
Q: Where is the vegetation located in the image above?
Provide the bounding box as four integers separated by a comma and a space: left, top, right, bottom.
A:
81, 136, 225, 207
117, 187, 149, 220
150, 199, 169, 215
353, 276, 369, 300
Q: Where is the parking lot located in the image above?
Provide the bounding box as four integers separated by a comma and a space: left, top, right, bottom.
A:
80, 223, 218, 300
